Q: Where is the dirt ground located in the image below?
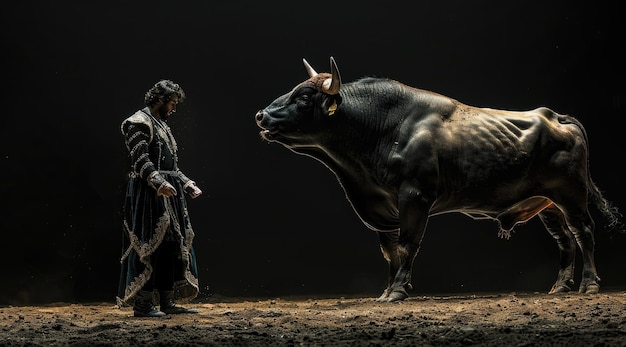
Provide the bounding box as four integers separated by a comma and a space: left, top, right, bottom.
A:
1, 290, 625, 347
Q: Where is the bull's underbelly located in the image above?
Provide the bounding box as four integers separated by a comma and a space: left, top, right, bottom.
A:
348, 189, 552, 233
459, 196, 554, 231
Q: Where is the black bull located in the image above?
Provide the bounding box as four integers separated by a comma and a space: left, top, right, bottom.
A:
254, 57, 622, 302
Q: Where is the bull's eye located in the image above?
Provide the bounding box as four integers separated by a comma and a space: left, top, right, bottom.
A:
296, 94, 311, 105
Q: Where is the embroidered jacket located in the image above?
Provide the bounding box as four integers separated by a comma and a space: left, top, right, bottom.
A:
121, 107, 194, 191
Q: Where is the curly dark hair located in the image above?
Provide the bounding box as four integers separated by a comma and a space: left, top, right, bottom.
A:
144, 80, 186, 107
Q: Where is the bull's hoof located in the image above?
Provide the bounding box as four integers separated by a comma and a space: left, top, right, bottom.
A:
375, 286, 410, 302
548, 286, 570, 294
382, 290, 408, 302
375, 288, 391, 302
579, 283, 600, 294
548, 284, 572, 294
548, 278, 575, 294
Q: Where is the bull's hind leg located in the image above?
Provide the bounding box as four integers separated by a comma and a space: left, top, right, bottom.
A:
538, 205, 576, 293
566, 209, 600, 294
540, 203, 600, 294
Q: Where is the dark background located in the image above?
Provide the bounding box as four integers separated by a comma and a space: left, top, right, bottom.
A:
2, 1, 624, 305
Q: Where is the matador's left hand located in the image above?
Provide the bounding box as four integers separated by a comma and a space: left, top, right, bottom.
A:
186, 183, 202, 199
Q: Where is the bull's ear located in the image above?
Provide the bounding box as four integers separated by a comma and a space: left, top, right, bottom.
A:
303, 58, 317, 77
323, 95, 342, 117
322, 57, 341, 95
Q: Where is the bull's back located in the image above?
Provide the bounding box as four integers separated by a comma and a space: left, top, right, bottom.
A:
428, 104, 587, 213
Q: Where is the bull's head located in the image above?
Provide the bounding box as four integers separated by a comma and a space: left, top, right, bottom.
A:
255, 57, 342, 147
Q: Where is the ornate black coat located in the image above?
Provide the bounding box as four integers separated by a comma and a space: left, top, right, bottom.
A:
116, 108, 199, 306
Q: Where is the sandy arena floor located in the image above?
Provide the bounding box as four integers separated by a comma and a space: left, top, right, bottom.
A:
1, 290, 625, 346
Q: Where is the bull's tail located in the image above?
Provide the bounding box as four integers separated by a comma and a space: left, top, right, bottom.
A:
560, 113, 624, 232
589, 180, 624, 232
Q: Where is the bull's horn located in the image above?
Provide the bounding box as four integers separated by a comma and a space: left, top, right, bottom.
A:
303, 58, 317, 77
322, 56, 341, 95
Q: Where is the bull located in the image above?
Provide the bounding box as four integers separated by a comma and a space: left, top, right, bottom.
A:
254, 57, 622, 302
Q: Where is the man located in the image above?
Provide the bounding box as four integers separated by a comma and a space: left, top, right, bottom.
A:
116, 80, 203, 317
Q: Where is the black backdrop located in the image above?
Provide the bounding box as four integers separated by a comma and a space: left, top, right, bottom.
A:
2, 1, 625, 305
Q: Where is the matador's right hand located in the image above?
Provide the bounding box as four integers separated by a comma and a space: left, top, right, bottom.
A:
157, 181, 178, 197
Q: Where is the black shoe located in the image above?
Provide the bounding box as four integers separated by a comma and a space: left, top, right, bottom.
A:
134, 306, 166, 317
160, 290, 198, 315
161, 305, 198, 315
133, 290, 166, 317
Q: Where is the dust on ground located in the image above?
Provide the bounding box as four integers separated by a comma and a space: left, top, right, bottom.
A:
1, 290, 626, 346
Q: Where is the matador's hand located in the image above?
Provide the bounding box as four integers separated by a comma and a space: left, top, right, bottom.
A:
157, 181, 178, 197
185, 183, 202, 199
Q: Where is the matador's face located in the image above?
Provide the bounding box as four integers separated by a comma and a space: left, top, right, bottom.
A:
159, 95, 180, 121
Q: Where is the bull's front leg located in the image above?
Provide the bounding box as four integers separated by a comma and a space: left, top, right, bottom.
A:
376, 231, 401, 302
378, 188, 431, 302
